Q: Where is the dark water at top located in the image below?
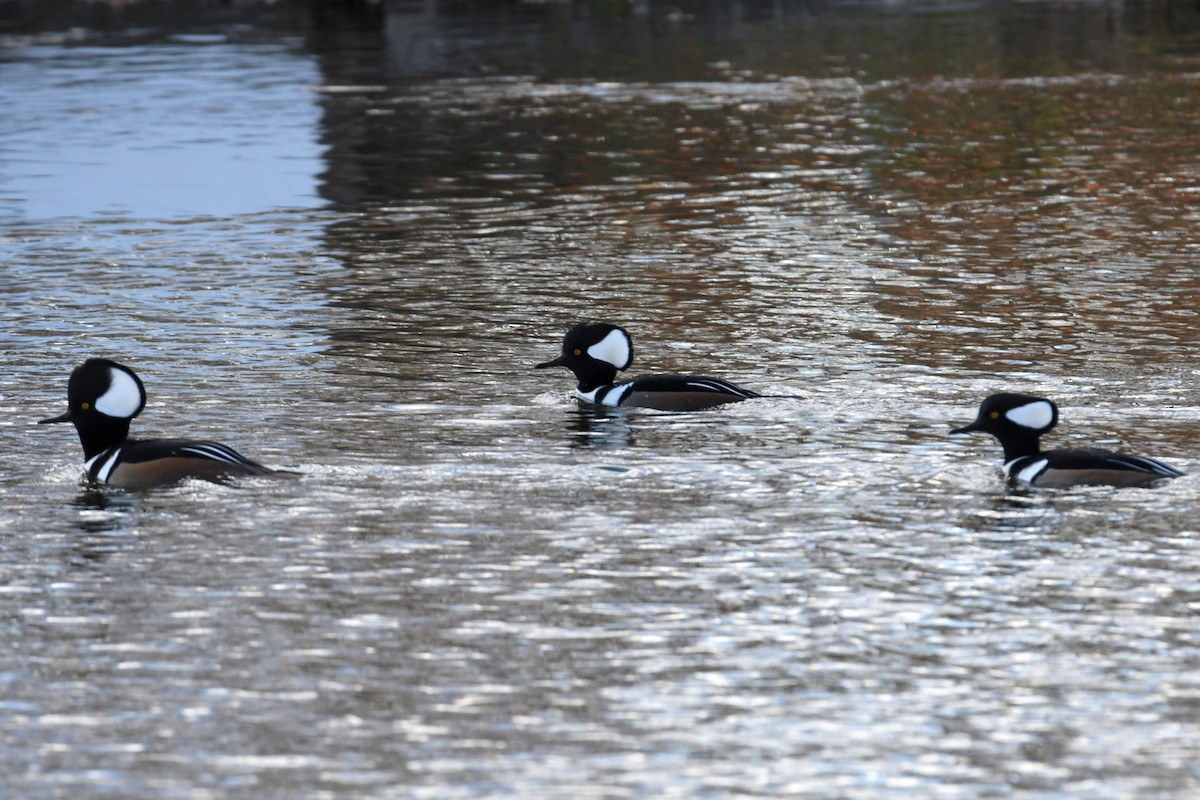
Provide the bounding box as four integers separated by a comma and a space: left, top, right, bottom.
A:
2, 1, 1200, 797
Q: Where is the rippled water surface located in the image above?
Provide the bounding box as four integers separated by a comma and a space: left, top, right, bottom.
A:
3, 2, 1200, 797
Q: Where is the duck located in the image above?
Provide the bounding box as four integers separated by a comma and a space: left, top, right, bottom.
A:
40, 358, 295, 489
535, 322, 762, 411
951, 392, 1183, 487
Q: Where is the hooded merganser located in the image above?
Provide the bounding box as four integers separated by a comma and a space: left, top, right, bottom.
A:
535, 322, 762, 411
951, 393, 1184, 488
40, 358, 295, 489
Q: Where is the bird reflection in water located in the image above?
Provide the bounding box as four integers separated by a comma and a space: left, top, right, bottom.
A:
566, 405, 635, 451
71, 487, 138, 538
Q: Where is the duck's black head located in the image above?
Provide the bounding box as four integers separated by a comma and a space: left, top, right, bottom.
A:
535, 322, 634, 392
952, 392, 1058, 461
40, 358, 147, 459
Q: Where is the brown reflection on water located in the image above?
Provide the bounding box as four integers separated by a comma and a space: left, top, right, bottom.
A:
871, 74, 1200, 216
303, 0, 1200, 390
309, 54, 877, 383
861, 71, 1200, 376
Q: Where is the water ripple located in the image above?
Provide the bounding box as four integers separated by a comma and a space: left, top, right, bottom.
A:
3, 6, 1200, 799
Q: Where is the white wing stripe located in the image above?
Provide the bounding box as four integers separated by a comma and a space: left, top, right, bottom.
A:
177, 444, 247, 465
686, 379, 754, 398
1107, 454, 1182, 477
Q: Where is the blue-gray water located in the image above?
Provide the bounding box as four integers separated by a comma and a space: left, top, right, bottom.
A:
2, 2, 1199, 797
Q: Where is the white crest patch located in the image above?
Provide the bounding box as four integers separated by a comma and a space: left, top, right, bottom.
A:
94, 366, 143, 418
586, 328, 633, 370
1005, 400, 1053, 431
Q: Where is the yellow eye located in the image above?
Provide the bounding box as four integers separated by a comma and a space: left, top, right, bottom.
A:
81, 402, 91, 410
989, 411, 999, 419
573, 348, 582, 356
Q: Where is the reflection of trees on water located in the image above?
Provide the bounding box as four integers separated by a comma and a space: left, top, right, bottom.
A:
16, 0, 1194, 379
301, 0, 1200, 380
